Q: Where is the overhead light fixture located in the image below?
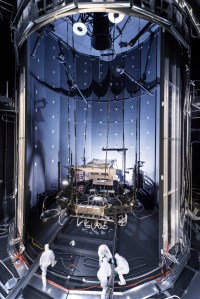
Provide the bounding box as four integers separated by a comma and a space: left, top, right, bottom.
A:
62, 180, 69, 186
108, 13, 124, 24
73, 22, 87, 36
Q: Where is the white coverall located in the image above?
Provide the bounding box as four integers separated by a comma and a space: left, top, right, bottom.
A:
97, 258, 112, 299
39, 244, 56, 287
115, 253, 129, 285
98, 244, 113, 266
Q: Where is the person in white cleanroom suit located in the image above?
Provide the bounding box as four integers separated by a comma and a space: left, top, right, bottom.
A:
39, 244, 56, 287
97, 257, 112, 299
115, 253, 129, 285
98, 244, 113, 265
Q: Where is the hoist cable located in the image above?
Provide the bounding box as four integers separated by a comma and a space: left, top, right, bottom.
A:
83, 103, 88, 166
104, 85, 111, 193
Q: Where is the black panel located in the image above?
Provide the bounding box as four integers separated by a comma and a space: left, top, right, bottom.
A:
190, 38, 200, 80
20, 285, 53, 299
0, 113, 15, 221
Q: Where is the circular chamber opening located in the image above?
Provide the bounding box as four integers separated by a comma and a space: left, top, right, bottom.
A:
51, 13, 158, 57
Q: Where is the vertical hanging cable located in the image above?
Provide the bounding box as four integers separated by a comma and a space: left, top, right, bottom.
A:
138, 18, 141, 163
120, 33, 126, 184
72, 16, 77, 168
83, 43, 92, 165
14, 82, 18, 230
66, 20, 71, 168
133, 19, 141, 193
73, 47, 77, 168
4, 110, 8, 201
33, 83, 37, 209
116, 25, 125, 183
134, 96, 138, 191
74, 99, 77, 168
154, 30, 158, 189
122, 80, 126, 184
67, 98, 71, 166
138, 93, 141, 164
74, 98, 78, 203
83, 102, 88, 165
104, 84, 111, 192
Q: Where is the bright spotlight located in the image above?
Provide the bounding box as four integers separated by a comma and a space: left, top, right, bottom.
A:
108, 13, 124, 24
62, 180, 69, 186
73, 22, 87, 36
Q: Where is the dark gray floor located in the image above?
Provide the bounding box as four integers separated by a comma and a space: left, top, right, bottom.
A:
0, 235, 9, 260
26, 208, 160, 285
182, 270, 200, 299
117, 210, 159, 278
20, 285, 53, 299
24, 207, 200, 298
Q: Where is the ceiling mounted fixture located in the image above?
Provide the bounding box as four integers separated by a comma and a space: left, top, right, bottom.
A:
73, 22, 87, 36
108, 13, 124, 24
91, 13, 111, 51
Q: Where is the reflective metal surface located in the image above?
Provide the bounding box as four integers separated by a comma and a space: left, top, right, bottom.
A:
13, 0, 199, 48
29, 274, 159, 298
29, 274, 69, 299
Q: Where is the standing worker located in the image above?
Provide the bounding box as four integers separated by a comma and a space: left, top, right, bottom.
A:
97, 257, 112, 299
115, 253, 129, 285
39, 244, 57, 287
98, 244, 113, 265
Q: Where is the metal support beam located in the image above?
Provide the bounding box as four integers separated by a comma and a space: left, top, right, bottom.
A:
6, 254, 41, 299
13, 0, 198, 49
17, 65, 26, 243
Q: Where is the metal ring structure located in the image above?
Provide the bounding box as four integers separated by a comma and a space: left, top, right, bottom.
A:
12, 0, 199, 297
13, 0, 200, 49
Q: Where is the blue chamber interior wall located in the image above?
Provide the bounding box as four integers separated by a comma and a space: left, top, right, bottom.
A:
26, 26, 161, 207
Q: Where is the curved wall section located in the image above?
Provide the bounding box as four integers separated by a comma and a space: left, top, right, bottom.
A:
14, 1, 193, 296
26, 24, 160, 206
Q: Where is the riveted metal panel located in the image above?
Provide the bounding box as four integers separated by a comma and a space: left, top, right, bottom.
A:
44, 36, 60, 88
26, 20, 161, 207
29, 32, 45, 81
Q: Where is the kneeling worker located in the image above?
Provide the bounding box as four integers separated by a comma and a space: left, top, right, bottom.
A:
115, 253, 129, 285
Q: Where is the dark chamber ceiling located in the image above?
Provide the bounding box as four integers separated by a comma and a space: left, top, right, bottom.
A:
52, 13, 158, 56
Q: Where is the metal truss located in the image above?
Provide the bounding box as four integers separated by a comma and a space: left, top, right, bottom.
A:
12, 0, 200, 48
